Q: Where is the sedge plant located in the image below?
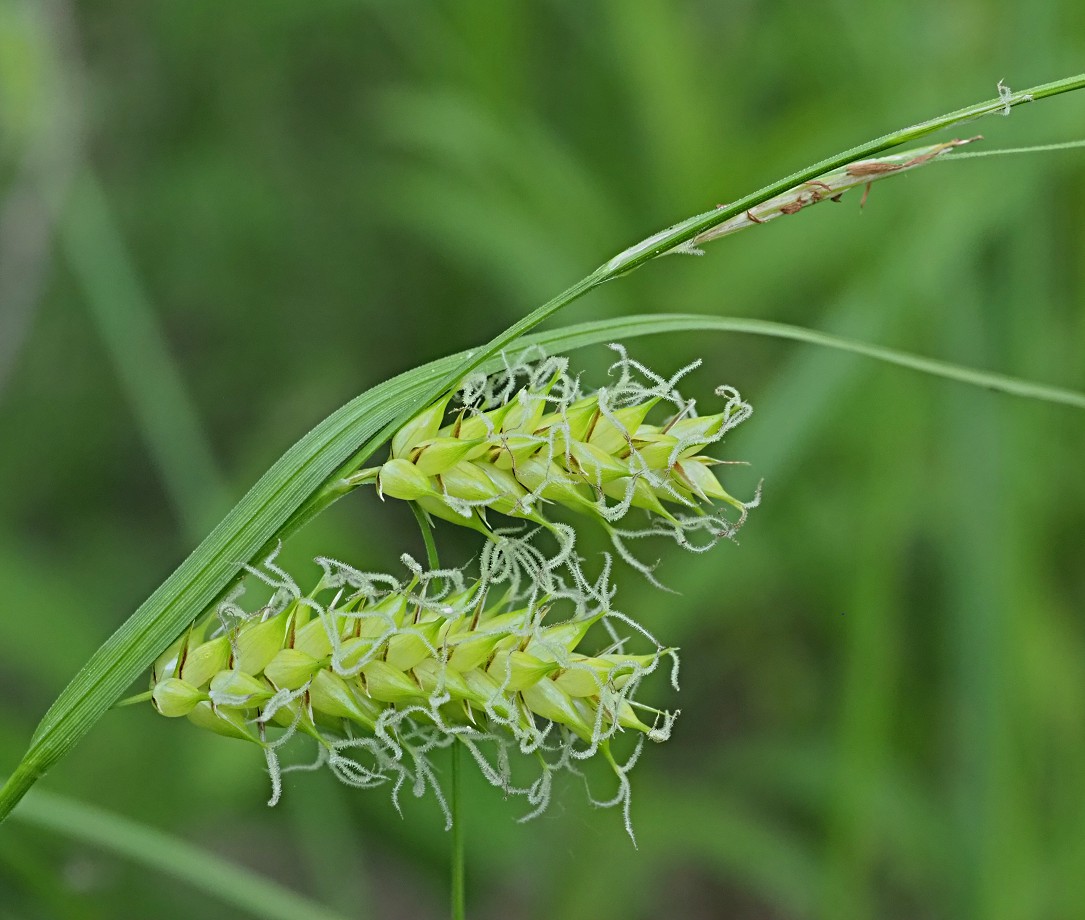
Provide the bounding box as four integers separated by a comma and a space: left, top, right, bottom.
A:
2, 75, 1085, 919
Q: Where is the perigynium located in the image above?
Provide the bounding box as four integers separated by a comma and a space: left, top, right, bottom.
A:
143, 346, 747, 840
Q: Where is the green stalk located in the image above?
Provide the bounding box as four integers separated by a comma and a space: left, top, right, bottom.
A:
451, 741, 466, 920
412, 501, 443, 579
1, 73, 1082, 824
595, 75, 1085, 273
941, 138, 1085, 159
411, 502, 465, 919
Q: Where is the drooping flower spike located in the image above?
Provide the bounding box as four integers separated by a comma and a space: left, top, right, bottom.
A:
145, 544, 678, 839
358, 346, 759, 581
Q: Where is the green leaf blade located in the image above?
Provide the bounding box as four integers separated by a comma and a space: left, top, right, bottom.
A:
9, 784, 351, 920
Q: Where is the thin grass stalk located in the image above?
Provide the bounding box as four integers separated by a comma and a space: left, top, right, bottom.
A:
412, 501, 466, 919
62, 172, 231, 536
451, 741, 465, 920
6, 782, 351, 920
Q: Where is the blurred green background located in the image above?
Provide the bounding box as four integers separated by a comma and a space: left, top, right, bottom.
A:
2, 2, 1084, 918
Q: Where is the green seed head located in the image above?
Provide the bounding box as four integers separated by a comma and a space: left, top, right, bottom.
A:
145, 547, 679, 833
371, 348, 758, 576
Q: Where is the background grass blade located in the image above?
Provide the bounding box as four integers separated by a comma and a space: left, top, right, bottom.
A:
62, 172, 232, 538
1, 75, 1082, 824
7, 782, 350, 920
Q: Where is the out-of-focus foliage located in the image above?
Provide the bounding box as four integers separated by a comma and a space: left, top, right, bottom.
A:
1, 1, 1083, 918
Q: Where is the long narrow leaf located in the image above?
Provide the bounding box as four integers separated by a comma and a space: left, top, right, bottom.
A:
1, 75, 1082, 822
6, 783, 350, 920
530, 314, 1085, 410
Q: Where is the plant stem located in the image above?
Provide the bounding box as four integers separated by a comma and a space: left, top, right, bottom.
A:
411, 501, 442, 576
451, 740, 466, 920
409, 502, 465, 918
599, 73, 1085, 277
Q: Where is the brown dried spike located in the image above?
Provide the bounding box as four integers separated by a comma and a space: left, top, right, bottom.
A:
847, 135, 982, 178
847, 160, 904, 178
